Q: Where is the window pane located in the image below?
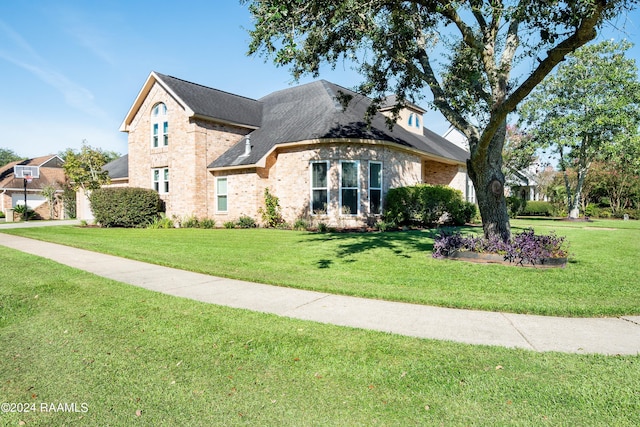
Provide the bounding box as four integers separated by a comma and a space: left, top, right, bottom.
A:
312, 163, 327, 187
153, 169, 160, 181
217, 178, 227, 194
370, 189, 382, 214
217, 196, 227, 212
163, 122, 169, 145
341, 162, 357, 187
342, 189, 357, 215
370, 163, 381, 188
164, 182, 169, 193
312, 190, 327, 213
164, 169, 169, 181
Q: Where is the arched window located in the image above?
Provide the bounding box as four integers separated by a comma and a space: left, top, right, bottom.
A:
151, 103, 168, 147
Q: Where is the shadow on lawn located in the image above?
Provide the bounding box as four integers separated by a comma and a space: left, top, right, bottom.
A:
305, 227, 480, 268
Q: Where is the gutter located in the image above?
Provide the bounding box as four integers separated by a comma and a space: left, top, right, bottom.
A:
207, 138, 467, 173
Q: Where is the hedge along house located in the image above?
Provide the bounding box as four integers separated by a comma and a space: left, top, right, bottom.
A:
117, 72, 471, 226
0, 155, 66, 220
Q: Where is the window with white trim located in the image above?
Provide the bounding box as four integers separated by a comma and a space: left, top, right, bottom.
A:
408, 113, 421, 129
310, 161, 329, 215
369, 161, 382, 214
340, 161, 359, 215
151, 103, 168, 147
216, 177, 228, 212
152, 167, 169, 194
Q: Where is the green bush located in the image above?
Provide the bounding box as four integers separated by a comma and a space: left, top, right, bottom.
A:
237, 216, 257, 228
506, 196, 526, 218
259, 187, 284, 228
293, 218, 309, 231
223, 221, 236, 229
383, 184, 476, 227
147, 214, 174, 229
200, 218, 216, 229
89, 187, 161, 228
521, 201, 555, 217
181, 216, 200, 228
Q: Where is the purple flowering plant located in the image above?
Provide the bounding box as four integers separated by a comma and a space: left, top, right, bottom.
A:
433, 227, 569, 266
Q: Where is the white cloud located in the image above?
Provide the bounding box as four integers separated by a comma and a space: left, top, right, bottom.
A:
0, 19, 110, 121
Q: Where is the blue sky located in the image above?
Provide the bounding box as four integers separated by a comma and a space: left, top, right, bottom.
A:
1, 1, 639, 159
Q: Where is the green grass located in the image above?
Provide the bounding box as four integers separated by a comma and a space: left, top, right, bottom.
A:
2, 219, 639, 317
1, 249, 639, 426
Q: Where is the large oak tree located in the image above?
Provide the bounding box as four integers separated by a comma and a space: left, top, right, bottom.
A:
243, 0, 637, 240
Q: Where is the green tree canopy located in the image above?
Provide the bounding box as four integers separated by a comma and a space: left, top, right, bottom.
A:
0, 148, 24, 167
244, 0, 637, 240
61, 142, 118, 192
519, 40, 640, 218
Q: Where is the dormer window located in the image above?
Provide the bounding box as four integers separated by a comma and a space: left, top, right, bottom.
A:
151, 103, 168, 147
409, 113, 420, 129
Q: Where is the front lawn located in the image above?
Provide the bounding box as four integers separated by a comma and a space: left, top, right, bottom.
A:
1, 249, 638, 426
2, 218, 639, 316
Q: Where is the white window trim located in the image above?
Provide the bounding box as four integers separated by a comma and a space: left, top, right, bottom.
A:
310, 160, 329, 215
216, 177, 228, 213
369, 161, 383, 215
339, 160, 360, 216
151, 102, 168, 148
152, 167, 169, 194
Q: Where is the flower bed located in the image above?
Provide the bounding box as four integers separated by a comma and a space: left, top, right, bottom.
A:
433, 228, 569, 268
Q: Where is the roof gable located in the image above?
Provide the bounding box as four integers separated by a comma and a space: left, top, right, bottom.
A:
120, 72, 262, 132
0, 155, 66, 189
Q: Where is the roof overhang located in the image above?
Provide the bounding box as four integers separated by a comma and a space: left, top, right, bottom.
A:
119, 71, 195, 132
208, 138, 466, 172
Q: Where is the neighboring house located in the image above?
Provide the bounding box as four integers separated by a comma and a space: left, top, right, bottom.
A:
0, 155, 66, 220
505, 165, 549, 202
112, 71, 471, 226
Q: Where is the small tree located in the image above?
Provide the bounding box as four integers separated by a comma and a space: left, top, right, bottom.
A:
41, 184, 60, 220
259, 187, 284, 228
61, 141, 115, 192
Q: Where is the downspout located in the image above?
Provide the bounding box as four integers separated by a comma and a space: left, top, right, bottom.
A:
1, 189, 6, 213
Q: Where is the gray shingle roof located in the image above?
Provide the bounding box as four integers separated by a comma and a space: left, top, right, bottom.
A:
155, 72, 263, 128
103, 154, 129, 179
209, 80, 469, 168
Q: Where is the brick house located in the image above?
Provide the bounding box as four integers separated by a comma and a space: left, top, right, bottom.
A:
0, 155, 66, 220
114, 72, 471, 226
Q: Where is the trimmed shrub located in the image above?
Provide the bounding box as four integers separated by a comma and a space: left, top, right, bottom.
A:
89, 187, 161, 228
383, 184, 476, 227
223, 221, 236, 229
506, 196, 526, 218
522, 201, 555, 217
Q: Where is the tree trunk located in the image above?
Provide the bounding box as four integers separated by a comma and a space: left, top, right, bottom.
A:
468, 125, 511, 242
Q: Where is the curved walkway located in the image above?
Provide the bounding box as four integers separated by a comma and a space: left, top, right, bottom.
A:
1, 223, 639, 356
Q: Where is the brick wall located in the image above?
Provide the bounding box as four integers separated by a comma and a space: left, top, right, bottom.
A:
209, 142, 425, 227
125, 82, 248, 221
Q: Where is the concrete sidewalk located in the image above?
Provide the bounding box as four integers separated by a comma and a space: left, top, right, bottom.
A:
1, 230, 638, 355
